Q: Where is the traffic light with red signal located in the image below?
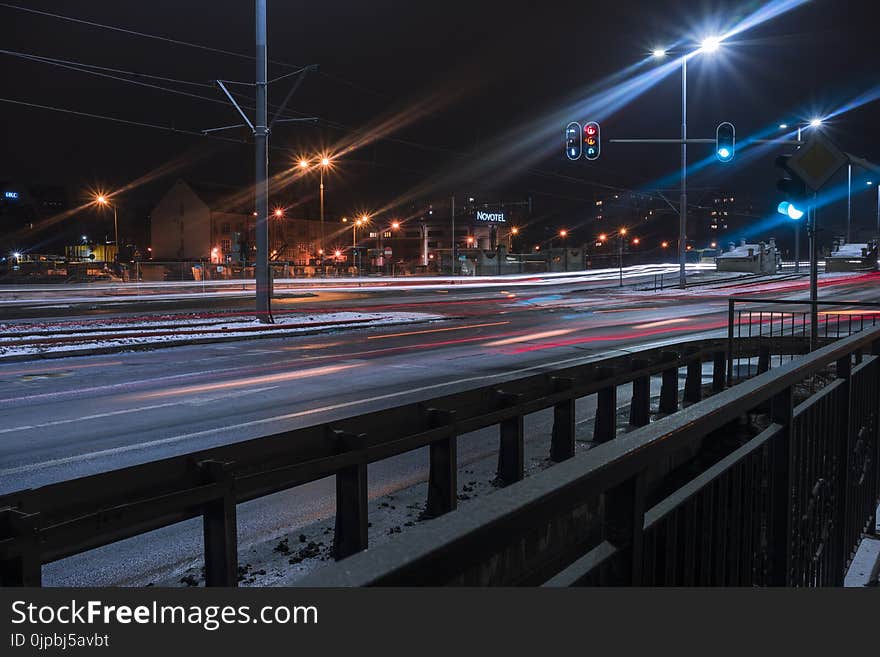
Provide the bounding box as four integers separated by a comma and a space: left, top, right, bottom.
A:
583, 122, 600, 160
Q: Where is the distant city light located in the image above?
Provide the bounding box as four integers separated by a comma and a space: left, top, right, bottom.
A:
778, 123, 788, 130
868, 181, 874, 186
662, 241, 669, 248
559, 229, 567, 237
598, 234, 607, 241
619, 227, 627, 236
12, 251, 21, 259
511, 227, 519, 235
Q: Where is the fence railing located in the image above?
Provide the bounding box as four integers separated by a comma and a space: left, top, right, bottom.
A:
727, 298, 880, 385
0, 336, 801, 587
300, 326, 880, 587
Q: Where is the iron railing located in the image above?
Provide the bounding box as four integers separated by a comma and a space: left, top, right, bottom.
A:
0, 336, 800, 587
727, 298, 880, 385
301, 326, 880, 587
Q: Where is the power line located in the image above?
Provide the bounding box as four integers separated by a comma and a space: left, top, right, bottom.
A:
0, 2, 305, 68
0, 96, 248, 145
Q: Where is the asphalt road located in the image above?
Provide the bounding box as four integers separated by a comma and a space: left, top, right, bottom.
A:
2, 270, 878, 585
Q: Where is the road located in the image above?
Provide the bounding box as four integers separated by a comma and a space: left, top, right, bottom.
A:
1, 269, 878, 585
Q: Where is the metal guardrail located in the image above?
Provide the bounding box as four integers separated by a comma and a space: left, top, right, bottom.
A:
0, 336, 796, 587
302, 326, 880, 587
727, 298, 880, 385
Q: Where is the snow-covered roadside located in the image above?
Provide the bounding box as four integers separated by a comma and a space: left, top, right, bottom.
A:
0, 312, 443, 359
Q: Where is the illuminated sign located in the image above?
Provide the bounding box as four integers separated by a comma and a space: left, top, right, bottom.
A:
4, 191, 19, 199
475, 210, 506, 223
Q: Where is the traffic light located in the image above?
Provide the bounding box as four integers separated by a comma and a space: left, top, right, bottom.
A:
565, 122, 582, 160
715, 122, 735, 163
583, 122, 600, 160
775, 154, 808, 219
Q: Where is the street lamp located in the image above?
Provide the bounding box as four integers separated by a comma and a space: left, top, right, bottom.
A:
298, 155, 333, 263
654, 36, 723, 288
94, 193, 118, 259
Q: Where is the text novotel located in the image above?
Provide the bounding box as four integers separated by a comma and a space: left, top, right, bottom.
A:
475, 211, 505, 223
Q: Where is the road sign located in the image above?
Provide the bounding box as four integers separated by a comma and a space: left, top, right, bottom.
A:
383, 247, 392, 258
788, 132, 848, 192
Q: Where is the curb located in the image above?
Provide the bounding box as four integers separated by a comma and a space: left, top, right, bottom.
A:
0, 316, 446, 364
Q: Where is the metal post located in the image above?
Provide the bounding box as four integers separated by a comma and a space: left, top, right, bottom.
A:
876, 186, 880, 237
809, 197, 819, 350
254, 0, 272, 323
113, 205, 118, 256
450, 194, 456, 274
846, 163, 852, 243
679, 57, 687, 289
319, 167, 325, 270
618, 236, 623, 286
794, 222, 800, 273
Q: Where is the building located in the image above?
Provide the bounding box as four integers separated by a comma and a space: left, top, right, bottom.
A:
149, 180, 322, 264
350, 195, 531, 273
716, 239, 779, 274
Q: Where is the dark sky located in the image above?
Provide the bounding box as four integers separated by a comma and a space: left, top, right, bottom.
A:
1, 0, 878, 244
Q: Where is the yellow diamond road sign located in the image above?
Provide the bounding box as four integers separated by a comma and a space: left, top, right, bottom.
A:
788, 132, 848, 192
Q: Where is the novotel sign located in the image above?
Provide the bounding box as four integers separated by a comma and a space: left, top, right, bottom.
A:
475, 210, 505, 223
4, 191, 19, 199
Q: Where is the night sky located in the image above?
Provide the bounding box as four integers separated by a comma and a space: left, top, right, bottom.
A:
1, 0, 878, 248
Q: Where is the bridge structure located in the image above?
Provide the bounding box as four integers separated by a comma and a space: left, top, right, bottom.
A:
1, 307, 878, 587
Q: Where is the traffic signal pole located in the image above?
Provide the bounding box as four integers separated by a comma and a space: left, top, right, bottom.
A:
809, 197, 819, 350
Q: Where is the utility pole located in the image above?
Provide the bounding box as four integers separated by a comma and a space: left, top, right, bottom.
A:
254, 0, 272, 323
846, 163, 852, 243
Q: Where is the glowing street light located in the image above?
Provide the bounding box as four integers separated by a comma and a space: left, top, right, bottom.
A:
699, 35, 722, 53
298, 159, 309, 169
93, 192, 118, 253
653, 34, 722, 288
391, 221, 400, 230
274, 208, 284, 218
559, 229, 568, 238
652, 48, 667, 58
809, 117, 823, 128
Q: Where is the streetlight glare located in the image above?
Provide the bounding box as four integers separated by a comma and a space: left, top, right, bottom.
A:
321, 157, 331, 167
96, 194, 108, 205
809, 118, 823, 127
299, 159, 309, 169
700, 36, 722, 53
652, 48, 667, 58
779, 123, 789, 129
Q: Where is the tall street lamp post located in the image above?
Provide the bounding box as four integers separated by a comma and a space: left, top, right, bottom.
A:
95, 194, 118, 260
654, 36, 722, 289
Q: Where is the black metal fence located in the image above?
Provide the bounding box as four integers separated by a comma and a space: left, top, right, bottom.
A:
302, 327, 880, 587
727, 298, 880, 384
0, 336, 798, 587
2, 331, 877, 587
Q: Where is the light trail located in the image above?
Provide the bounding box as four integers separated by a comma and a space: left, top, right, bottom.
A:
483, 329, 576, 347
367, 321, 509, 340
135, 363, 363, 399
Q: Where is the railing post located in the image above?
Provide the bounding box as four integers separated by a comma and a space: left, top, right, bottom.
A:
834, 353, 852, 584
0, 509, 41, 587
768, 387, 794, 586
712, 351, 726, 392
594, 367, 617, 444
496, 391, 524, 485
727, 299, 735, 386
550, 377, 576, 462
424, 408, 458, 518
757, 345, 771, 374
600, 472, 646, 585
333, 430, 369, 560
199, 460, 238, 587
684, 357, 702, 404
629, 359, 650, 428
658, 352, 679, 414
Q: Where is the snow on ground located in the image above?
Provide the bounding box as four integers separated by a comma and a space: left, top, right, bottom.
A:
0, 312, 442, 358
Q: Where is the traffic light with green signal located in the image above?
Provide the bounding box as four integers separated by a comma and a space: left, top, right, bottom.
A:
775, 154, 808, 220
715, 122, 735, 163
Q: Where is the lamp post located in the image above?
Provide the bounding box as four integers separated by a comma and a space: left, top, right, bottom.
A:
653, 36, 722, 289
508, 226, 519, 250
868, 181, 880, 237
94, 194, 118, 261
299, 155, 332, 267
618, 228, 627, 286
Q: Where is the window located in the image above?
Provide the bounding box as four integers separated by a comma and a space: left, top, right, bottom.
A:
221, 223, 231, 234
383, 231, 392, 238
221, 239, 232, 252
369, 231, 378, 238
